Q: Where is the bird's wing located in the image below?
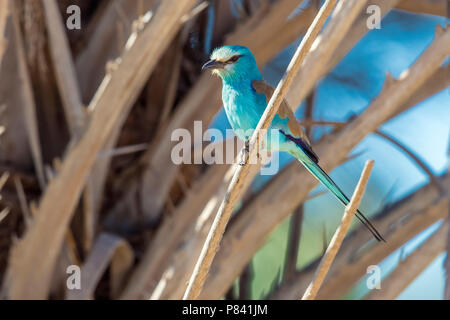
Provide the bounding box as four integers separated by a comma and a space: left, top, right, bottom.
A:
252, 80, 309, 142
252, 80, 319, 163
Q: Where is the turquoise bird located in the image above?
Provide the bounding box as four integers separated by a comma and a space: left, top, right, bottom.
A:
202, 45, 384, 242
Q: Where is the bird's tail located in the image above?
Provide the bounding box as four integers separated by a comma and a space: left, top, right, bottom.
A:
300, 159, 385, 242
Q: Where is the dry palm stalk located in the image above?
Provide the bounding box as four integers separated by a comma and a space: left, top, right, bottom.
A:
81, 170, 104, 252
113, 3, 318, 226
122, 138, 260, 299
81, 1, 199, 250
365, 223, 447, 300
66, 233, 133, 300
183, 0, 340, 300
82, 0, 209, 224
42, 0, 85, 138
251, 5, 319, 66
0, 172, 10, 224
149, 162, 262, 300
445, 219, 450, 300
79, 13, 156, 252
391, 65, 449, 118
238, 262, 253, 300
195, 24, 450, 299
396, 0, 448, 16
270, 173, 449, 299
0, 207, 9, 223
0, 0, 9, 65
226, 0, 306, 57
209, 0, 235, 44
119, 133, 241, 298
10, 2, 46, 190
42, 0, 100, 252
284, 205, 304, 281
324, 0, 399, 73
284, 89, 314, 281
13, 177, 31, 228
0, 171, 9, 190
76, 0, 156, 103
302, 160, 374, 300
21, 0, 67, 161
2, 0, 197, 299
155, 37, 183, 128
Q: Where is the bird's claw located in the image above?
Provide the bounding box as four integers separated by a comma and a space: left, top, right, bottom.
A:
244, 140, 250, 153
239, 141, 250, 166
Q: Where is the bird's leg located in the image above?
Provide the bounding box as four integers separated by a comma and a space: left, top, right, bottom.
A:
255, 135, 263, 163
256, 136, 262, 162
239, 140, 250, 166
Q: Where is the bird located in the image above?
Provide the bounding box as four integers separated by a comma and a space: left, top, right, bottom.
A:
202, 45, 385, 242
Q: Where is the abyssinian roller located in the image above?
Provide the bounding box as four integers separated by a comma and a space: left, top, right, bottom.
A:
202, 45, 384, 242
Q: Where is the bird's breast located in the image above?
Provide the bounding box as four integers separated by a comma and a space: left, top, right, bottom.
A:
222, 84, 264, 140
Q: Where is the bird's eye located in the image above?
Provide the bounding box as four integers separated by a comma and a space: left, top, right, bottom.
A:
228, 55, 242, 63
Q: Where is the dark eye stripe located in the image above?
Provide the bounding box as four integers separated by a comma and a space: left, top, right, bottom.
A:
227, 55, 243, 63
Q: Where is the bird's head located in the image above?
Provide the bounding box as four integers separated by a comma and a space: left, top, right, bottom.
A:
202, 45, 261, 82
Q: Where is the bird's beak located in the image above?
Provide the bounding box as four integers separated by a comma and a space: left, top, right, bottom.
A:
202, 59, 225, 71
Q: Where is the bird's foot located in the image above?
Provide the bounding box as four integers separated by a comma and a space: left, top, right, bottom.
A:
239, 141, 250, 166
